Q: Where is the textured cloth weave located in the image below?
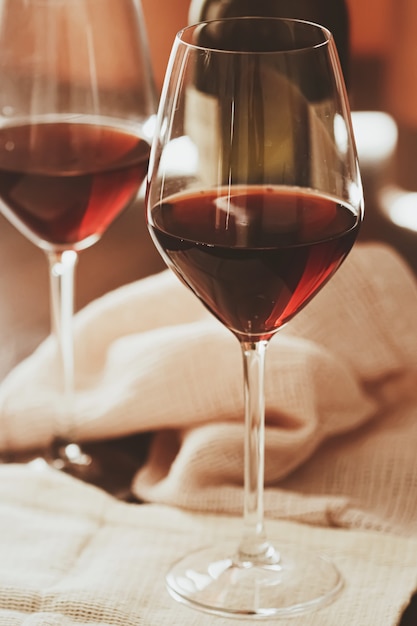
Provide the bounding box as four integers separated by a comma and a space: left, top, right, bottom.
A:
0, 463, 416, 626
0, 242, 417, 623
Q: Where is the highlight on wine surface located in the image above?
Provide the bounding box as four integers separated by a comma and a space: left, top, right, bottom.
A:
147, 16, 363, 619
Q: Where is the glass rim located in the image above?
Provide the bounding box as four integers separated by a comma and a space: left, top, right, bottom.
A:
176, 16, 333, 55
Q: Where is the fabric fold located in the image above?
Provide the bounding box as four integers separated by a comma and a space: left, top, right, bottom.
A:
1, 242, 417, 536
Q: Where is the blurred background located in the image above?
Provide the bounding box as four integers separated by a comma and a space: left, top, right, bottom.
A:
1, 0, 416, 380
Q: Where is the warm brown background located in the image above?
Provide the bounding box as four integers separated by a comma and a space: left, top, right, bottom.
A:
142, 0, 416, 132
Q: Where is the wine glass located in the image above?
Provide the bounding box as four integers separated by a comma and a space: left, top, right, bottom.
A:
0, 0, 156, 481
146, 17, 363, 618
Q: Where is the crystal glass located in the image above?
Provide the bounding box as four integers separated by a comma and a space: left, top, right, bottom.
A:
146, 17, 363, 618
0, 0, 156, 483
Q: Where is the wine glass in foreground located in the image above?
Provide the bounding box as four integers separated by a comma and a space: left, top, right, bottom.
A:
0, 0, 156, 481
147, 17, 363, 618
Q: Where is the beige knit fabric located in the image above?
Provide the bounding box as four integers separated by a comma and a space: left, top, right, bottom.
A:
1, 242, 417, 537
0, 463, 416, 626
1, 242, 417, 623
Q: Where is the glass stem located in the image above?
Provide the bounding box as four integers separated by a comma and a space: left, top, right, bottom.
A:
47, 249, 78, 441
237, 339, 279, 566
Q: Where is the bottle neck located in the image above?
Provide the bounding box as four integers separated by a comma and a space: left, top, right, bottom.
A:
188, 0, 350, 84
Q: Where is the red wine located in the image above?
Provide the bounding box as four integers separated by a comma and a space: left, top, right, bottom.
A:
0, 121, 150, 248
149, 186, 360, 340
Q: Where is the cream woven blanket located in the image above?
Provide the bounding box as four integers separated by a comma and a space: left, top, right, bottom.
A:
0, 242, 417, 623
1, 242, 417, 534
0, 464, 415, 625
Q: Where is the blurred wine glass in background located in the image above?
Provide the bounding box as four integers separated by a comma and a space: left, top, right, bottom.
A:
0, 0, 156, 483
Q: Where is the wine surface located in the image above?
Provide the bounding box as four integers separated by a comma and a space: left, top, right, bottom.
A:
0, 121, 150, 249
149, 186, 359, 340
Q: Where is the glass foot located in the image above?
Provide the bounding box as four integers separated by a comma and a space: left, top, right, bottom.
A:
166, 540, 343, 618
49, 439, 95, 473
47, 438, 139, 499
17, 435, 152, 501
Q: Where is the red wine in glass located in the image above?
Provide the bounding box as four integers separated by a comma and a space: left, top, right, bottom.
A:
0, 121, 150, 249
150, 185, 359, 341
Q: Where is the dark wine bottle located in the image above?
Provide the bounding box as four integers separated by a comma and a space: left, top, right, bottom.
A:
188, 0, 350, 85
184, 7, 349, 190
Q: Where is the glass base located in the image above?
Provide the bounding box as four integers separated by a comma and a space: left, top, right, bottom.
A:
166, 540, 343, 618
13, 435, 151, 501
48, 439, 97, 476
